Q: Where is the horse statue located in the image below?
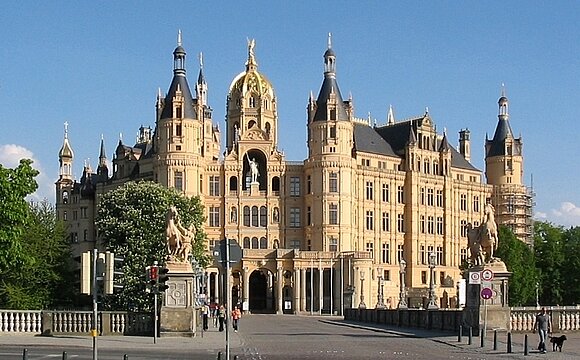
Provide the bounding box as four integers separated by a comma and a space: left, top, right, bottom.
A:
165, 206, 195, 261
467, 203, 499, 266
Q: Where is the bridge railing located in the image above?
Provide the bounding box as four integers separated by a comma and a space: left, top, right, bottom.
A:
510, 306, 580, 332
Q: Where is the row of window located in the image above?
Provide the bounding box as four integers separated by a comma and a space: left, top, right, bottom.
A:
60, 208, 88, 221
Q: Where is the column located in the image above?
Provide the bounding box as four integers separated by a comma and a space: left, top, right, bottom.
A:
300, 268, 307, 312
214, 271, 220, 304
318, 263, 324, 314
243, 267, 250, 313
294, 267, 301, 314
277, 267, 283, 314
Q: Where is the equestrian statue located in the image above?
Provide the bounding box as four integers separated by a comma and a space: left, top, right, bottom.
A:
467, 203, 499, 266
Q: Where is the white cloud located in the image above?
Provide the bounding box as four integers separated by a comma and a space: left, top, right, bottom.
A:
536, 202, 580, 227
0, 144, 55, 203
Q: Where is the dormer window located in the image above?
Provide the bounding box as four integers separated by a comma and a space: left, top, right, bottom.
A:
175, 105, 182, 119
249, 97, 256, 108
329, 125, 336, 139
175, 123, 182, 137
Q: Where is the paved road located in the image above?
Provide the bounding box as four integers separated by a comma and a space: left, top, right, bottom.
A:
1, 315, 579, 359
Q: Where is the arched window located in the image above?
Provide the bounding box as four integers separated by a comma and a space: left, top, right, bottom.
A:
243, 237, 250, 249
272, 176, 280, 192
260, 206, 267, 227
273, 239, 280, 249
62, 190, 69, 204
248, 120, 256, 128
229, 176, 238, 192
259, 237, 267, 249
252, 206, 259, 227
251, 237, 259, 249
243, 206, 250, 226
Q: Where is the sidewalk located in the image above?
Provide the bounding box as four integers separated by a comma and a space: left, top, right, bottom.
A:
334, 319, 580, 359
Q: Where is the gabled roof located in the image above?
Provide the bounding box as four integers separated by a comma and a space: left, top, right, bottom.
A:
353, 123, 396, 156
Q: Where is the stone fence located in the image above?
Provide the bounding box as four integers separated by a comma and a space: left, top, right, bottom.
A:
0, 309, 152, 336
345, 306, 580, 333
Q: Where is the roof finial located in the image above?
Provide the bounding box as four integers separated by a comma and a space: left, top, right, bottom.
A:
199, 52, 204, 69
501, 82, 506, 97
327, 32, 332, 49
425, 106, 429, 115
64, 121, 69, 139
247, 38, 256, 66
387, 104, 395, 125
177, 29, 182, 47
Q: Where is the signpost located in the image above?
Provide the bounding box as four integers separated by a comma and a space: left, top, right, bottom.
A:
480, 269, 494, 342
212, 239, 243, 360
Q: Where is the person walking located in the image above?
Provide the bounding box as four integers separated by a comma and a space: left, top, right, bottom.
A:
533, 307, 552, 353
201, 302, 210, 331
231, 306, 242, 332
218, 305, 226, 332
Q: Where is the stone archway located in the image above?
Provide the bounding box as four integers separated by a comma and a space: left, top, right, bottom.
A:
249, 269, 275, 313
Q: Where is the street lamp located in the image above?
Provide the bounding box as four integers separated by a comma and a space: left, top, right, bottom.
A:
359, 271, 366, 309
375, 270, 385, 309
398, 259, 407, 309
427, 252, 438, 310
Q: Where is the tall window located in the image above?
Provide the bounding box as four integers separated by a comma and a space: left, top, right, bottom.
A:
420, 187, 425, 205
397, 244, 404, 263
427, 216, 434, 234
460, 248, 468, 264
260, 206, 267, 227
460, 194, 467, 211
243, 237, 250, 249
329, 125, 336, 138
460, 220, 468, 237
397, 214, 405, 232
436, 216, 444, 235
397, 185, 404, 203
307, 206, 312, 225
252, 206, 259, 227
260, 237, 268, 249
209, 175, 220, 196
382, 212, 390, 231
289, 208, 301, 227
365, 210, 374, 230
329, 203, 338, 225
473, 196, 480, 213
329, 236, 338, 252
436, 189, 443, 207
366, 181, 373, 200
366, 242, 374, 254
329, 172, 338, 192
252, 237, 259, 249
382, 183, 389, 202
420, 245, 426, 264
209, 206, 220, 227
436, 245, 444, 265
289, 239, 301, 250
307, 175, 312, 194
174, 171, 183, 192
243, 206, 250, 226
427, 188, 434, 206
382, 243, 390, 264
420, 215, 425, 233
290, 177, 300, 197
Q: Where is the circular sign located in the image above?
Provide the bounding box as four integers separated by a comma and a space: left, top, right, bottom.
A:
481, 287, 493, 300
481, 269, 494, 281
469, 272, 481, 284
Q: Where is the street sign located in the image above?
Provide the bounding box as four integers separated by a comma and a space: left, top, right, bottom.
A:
481, 269, 494, 281
469, 271, 481, 285
480, 287, 493, 300
213, 239, 243, 266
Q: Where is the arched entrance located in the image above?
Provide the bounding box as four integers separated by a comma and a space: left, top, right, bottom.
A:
249, 269, 275, 313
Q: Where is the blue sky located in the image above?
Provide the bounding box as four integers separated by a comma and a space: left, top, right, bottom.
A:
1, 1, 579, 227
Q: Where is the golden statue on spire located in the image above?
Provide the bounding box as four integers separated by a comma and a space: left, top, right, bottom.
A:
247, 38, 256, 64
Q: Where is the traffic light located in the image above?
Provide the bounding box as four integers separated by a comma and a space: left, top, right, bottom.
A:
158, 266, 170, 292
146, 265, 159, 292
104, 252, 124, 295
80, 251, 91, 295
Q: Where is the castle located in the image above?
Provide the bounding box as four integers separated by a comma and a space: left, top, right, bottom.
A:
56, 34, 533, 313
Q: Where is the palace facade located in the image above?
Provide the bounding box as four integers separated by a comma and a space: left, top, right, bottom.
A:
56, 35, 533, 313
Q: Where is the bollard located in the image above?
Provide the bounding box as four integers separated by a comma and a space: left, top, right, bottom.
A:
217, 351, 222, 360
507, 332, 512, 353
22, 348, 28, 360
458, 325, 463, 343
124, 355, 129, 360
62, 352, 67, 360
234, 356, 239, 360
493, 330, 498, 351
480, 327, 485, 348
468, 326, 473, 345
524, 334, 529, 356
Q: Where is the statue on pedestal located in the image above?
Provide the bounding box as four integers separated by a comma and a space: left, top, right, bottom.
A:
467, 203, 499, 266
165, 206, 194, 262
246, 153, 259, 184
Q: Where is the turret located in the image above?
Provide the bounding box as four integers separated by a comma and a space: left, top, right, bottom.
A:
58, 122, 74, 181
459, 129, 470, 162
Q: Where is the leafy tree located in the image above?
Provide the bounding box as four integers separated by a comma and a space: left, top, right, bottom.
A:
0, 159, 39, 271
0, 201, 74, 309
561, 226, 580, 304
534, 221, 565, 305
495, 226, 539, 306
95, 181, 207, 312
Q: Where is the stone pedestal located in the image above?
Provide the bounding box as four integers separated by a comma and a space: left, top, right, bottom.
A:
463, 261, 511, 335
160, 261, 198, 337
250, 182, 260, 195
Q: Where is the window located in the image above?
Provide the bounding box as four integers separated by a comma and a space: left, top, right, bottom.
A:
397, 186, 404, 203
81, 207, 87, 218
260, 237, 268, 249
329, 203, 338, 225
366, 181, 373, 200
249, 97, 256, 108
427, 188, 434, 206
252, 237, 259, 249
460, 248, 468, 264
243, 237, 250, 249
440, 271, 446, 286
260, 206, 267, 227
73, 211, 78, 221
63, 211, 67, 221
209, 176, 220, 196
383, 270, 391, 281
329, 237, 338, 252
175, 122, 182, 136
289, 208, 301, 227
427, 216, 434, 234
382, 243, 390, 264
366, 242, 373, 254
382, 183, 389, 202
460, 194, 467, 211
436, 189, 443, 207
460, 220, 468, 237
424, 159, 430, 174
433, 161, 439, 175
473, 196, 480, 213
329, 125, 336, 139
397, 244, 404, 263
252, 206, 259, 227
397, 214, 405, 232
290, 177, 300, 197
420, 245, 426, 264
420, 215, 425, 233
83, 229, 88, 241
420, 187, 425, 205
174, 171, 183, 192
243, 206, 250, 226
329, 172, 338, 192
289, 239, 301, 250
436, 216, 444, 235
381, 212, 390, 231
365, 210, 374, 230
436, 246, 444, 265
209, 206, 220, 227
307, 175, 311, 194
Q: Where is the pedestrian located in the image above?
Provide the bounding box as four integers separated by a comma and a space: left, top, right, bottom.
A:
231, 306, 241, 332
218, 304, 226, 332
201, 302, 210, 331
533, 307, 552, 353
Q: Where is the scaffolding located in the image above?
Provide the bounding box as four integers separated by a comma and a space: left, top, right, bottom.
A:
492, 184, 535, 246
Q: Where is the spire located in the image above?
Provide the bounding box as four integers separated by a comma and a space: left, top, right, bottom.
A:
58, 122, 74, 181
99, 135, 106, 160
97, 135, 109, 180
407, 126, 417, 146
438, 132, 451, 152
498, 83, 509, 121
59, 121, 74, 159
173, 30, 186, 76
323, 32, 336, 77
196, 52, 208, 106
487, 85, 515, 157
161, 32, 196, 120
387, 105, 395, 125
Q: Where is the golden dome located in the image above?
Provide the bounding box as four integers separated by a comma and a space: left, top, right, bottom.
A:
228, 40, 275, 99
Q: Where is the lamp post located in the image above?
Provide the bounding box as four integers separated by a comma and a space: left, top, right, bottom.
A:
427, 252, 438, 310
375, 272, 385, 309
359, 271, 366, 309
398, 259, 407, 309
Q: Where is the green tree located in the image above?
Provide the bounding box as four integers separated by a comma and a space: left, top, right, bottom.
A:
495, 226, 539, 306
95, 181, 207, 312
561, 226, 580, 304
0, 159, 39, 271
0, 200, 74, 309
534, 221, 565, 305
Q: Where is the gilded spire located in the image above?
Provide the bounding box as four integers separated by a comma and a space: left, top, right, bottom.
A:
246, 38, 257, 69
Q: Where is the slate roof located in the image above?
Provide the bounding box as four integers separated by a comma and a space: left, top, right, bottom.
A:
159, 75, 197, 120
353, 123, 396, 156
312, 76, 349, 122
486, 119, 518, 157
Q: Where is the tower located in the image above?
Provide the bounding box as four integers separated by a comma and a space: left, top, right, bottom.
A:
485, 86, 533, 244
56, 122, 74, 220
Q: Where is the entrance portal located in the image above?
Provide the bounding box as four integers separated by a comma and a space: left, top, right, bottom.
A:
249, 269, 275, 313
